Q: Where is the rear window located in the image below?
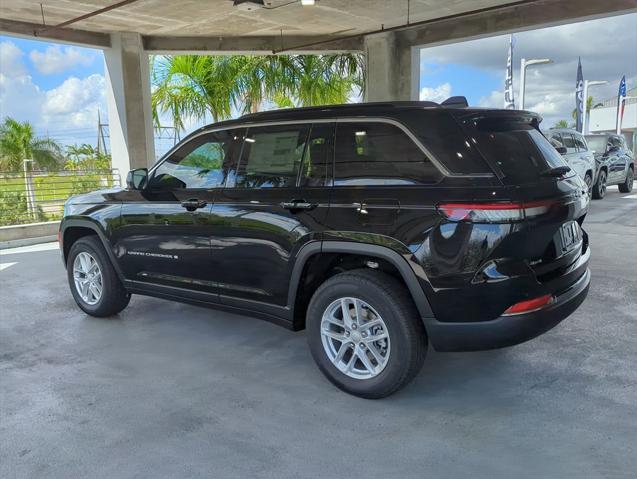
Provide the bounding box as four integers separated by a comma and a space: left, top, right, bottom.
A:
464, 117, 570, 183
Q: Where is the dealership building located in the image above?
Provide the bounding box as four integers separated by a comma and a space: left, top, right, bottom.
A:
589, 86, 637, 150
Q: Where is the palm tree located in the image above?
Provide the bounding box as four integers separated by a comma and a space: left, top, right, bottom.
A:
0, 117, 62, 172
571, 96, 604, 121
151, 53, 364, 129
554, 119, 569, 128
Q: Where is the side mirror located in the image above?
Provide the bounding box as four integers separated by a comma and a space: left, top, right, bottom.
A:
555, 146, 567, 155
126, 168, 148, 190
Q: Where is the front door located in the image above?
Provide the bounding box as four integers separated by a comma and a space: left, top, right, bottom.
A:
210, 122, 334, 310
112, 129, 244, 293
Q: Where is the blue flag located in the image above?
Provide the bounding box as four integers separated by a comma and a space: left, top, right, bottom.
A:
616, 75, 627, 134
575, 57, 584, 132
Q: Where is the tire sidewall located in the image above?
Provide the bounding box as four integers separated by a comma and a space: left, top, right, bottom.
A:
307, 275, 420, 397
67, 238, 113, 315
594, 170, 606, 199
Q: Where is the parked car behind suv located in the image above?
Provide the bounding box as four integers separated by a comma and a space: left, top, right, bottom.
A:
543, 128, 595, 191
585, 133, 635, 198
60, 101, 591, 398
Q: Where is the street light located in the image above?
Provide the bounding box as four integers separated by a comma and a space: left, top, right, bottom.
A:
581, 80, 607, 135
519, 58, 553, 110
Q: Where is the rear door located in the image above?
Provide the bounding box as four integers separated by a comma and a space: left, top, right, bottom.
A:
560, 132, 585, 179
210, 122, 333, 310
325, 119, 443, 239
607, 135, 625, 183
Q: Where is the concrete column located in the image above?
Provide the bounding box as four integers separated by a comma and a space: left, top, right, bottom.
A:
104, 32, 155, 175
364, 32, 420, 102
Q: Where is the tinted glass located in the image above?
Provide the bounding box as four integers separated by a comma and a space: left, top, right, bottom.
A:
609, 136, 623, 148
334, 122, 441, 186
561, 133, 577, 153
234, 125, 310, 188
547, 132, 565, 149
573, 133, 587, 151
299, 123, 334, 187
150, 129, 242, 189
468, 118, 570, 183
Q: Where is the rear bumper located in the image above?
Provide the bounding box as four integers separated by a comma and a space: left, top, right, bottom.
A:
427, 267, 590, 352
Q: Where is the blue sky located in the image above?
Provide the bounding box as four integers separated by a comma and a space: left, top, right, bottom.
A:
1, 13, 635, 155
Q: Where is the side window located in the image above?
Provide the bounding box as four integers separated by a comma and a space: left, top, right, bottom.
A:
609, 136, 623, 149
561, 133, 577, 153
334, 122, 441, 186
299, 123, 334, 187
149, 129, 242, 189
573, 134, 587, 151
234, 125, 310, 188
548, 133, 565, 149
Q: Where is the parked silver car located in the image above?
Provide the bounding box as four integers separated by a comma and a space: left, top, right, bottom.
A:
544, 128, 596, 190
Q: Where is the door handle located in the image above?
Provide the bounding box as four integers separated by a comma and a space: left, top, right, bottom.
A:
280, 200, 317, 211
181, 198, 207, 212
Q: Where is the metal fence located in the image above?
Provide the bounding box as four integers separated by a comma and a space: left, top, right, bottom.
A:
0, 169, 121, 226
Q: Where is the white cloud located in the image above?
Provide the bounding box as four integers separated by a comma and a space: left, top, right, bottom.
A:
0, 41, 27, 77
419, 82, 451, 102
0, 40, 106, 145
29, 45, 95, 75
421, 13, 637, 126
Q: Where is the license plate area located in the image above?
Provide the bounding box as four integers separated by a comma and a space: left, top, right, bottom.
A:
558, 220, 581, 253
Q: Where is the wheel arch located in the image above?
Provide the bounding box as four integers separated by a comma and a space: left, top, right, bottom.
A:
60, 219, 125, 281
287, 241, 434, 330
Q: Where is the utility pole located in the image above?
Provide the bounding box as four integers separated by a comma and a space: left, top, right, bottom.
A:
96, 109, 108, 155
581, 80, 607, 135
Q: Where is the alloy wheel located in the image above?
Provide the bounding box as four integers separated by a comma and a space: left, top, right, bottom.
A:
73, 252, 103, 305
320, 297, 391, 380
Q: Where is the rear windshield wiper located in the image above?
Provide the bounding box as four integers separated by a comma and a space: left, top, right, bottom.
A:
540, 166, 571, 177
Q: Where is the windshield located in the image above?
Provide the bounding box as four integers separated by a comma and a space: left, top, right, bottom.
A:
585, 136, 608, 153
464, 117, 571, 183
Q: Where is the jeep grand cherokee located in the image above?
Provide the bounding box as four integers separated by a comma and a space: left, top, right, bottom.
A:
60, 101, 591, 398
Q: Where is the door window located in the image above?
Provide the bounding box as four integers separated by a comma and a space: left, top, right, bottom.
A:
299, 123, 334, 187
561, 133, 577, 153
234, 125, 310, 188
334, 122, 441, 186
149, 130, 243, 189
573, 134, 587, 151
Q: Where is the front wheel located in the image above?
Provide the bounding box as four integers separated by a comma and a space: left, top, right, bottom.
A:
306, 269, 427, 399
67, 236, 131, 317
592, 170, 607, 199
618, 167, 634, 193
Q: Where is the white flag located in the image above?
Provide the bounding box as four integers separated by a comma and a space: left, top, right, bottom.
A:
504, 35, 515, 109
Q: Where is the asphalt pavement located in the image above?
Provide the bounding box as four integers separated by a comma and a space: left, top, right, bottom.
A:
1, 186, 636, 479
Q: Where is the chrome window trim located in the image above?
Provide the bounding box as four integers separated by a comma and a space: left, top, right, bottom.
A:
148, 116, 494, 180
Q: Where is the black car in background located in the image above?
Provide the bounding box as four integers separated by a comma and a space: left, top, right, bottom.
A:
59, 101, 591, 398
585, 133, 635, 198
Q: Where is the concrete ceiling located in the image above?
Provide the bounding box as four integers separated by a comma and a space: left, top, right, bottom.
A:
1, 0, 515, 37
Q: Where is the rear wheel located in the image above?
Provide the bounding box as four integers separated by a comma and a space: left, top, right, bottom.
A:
592, 169, 607, 199
67, 236, 130, 317
618, 167, 634, 193
306, 269, 427, 399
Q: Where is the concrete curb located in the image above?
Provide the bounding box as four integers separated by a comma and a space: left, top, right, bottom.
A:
0, 221, 60, 250
0, 235, 58, 250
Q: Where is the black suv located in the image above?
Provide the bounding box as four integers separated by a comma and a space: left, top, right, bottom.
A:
60, 102, 591, 398
584, 133, 634, 199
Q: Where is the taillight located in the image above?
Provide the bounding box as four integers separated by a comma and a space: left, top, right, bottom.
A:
437, 200, 555, 223
502, 294, 554, 316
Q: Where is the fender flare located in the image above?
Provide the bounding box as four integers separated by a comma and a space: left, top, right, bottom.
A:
287, 240, 435, 323
60, 218, 126, 282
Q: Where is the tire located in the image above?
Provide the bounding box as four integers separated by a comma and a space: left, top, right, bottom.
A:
584, 172, 593, 194
618, 167, 634, 193
306, 269, 427, 399
67, 235, 131, 317
592, 169, 607, 199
